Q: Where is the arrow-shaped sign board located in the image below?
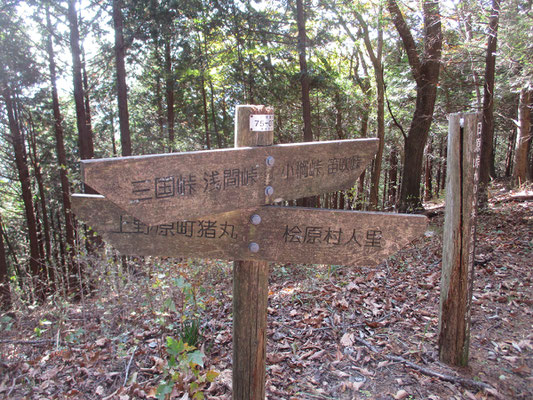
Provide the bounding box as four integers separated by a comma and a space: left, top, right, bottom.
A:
81, 138, 378, 226
72, 194, 427, 267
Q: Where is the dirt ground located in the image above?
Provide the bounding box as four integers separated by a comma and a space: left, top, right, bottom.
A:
1, 186, 531, 399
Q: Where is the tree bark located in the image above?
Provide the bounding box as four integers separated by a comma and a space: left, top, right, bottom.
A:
27, 113, 52, 267
47, 6, 76, 282
0, 214, 11, 310
296, 0, 313, 143
200, 70, 211, 150
389, 147, 398, 206
479, 0, 501, 203
164, 37, 175, 152
2, 88, 44, 299
387, 0, 442, 212
295, 0, 315, 208
513, 88, 532, 184
350, 7, 385, 210
113, 0, 132, 156
424, 138, 433, 201
68, 0, 94, 161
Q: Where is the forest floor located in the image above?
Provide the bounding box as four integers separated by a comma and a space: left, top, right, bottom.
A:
0, 184, 531, 400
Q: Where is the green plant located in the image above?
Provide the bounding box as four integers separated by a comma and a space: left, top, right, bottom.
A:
156, 337, 218, 400
0, 315, 13, 331
180, 319, 201, 347
33, 319, 51, 338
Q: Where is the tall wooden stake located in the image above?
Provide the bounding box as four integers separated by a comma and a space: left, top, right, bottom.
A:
438, 113, 482, 366
233, 105, 273, 399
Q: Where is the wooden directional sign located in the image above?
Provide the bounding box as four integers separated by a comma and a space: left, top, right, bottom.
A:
72, 194, 427, 266
81, 138, 378, 226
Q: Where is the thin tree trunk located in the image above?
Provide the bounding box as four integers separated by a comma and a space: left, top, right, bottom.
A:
389, 147, 398, 206
479, 0, 501, 203
33, 199, 46, 278
154, 46, 165, 150
505, 125, 517, 178
296, 0, 313, 142
27, 113, 51, 266
113, 0, 132, 156
0, 214, 12, 310
56, 211, 66, 275
348, 7, 385, 210
68, 0, 94, 161
208, 78, 221, 148
424, 138, 433, 201
200, 72, 211, 149
335, 92, 344, 139
513, 88, 532, 184
47, 6, 76, 280
81, 47, 94, 152
295, 0, 315, 208
164, 37, 175, 152
2, 88, 44, 299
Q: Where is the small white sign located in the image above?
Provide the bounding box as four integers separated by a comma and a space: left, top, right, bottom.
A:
250, 114, 274, 132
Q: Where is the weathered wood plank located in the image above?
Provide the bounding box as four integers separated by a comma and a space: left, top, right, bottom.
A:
439, 113, 482, 366
71, 194, 428, 266
81, 138, 378, 225
232, 104, 271, 400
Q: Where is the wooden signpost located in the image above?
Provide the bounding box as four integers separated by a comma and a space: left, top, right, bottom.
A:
72, 105, 428, 400
80, 137, 378, 225
71, 194, 427, 266
439, 113, 482, 366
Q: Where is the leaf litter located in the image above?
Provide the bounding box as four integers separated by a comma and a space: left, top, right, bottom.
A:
0, 187, 531, 399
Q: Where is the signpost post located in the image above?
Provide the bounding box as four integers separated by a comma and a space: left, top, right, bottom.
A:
232, 105, 272, 400
71, 105, 428, 399
438, 113, 482, 366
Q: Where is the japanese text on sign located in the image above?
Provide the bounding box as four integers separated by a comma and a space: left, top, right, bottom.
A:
281, 155, 361, 180
283, 224, 383, 248
113, 215, 238, 240
130, 167, 258, 202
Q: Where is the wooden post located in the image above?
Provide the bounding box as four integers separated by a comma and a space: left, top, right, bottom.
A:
233, 105, 273, 399
438, 113, 482, 366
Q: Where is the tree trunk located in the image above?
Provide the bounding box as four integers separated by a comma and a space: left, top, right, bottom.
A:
200, 71, 211, 150
0, 214, 11, 310
295, 0, 315, 208
154, 46, 165, 150
2, 88, 44, 299
164, 37, 175, 152
68, 0, 94, 161
513, 88, 532, 184
208, 78, 222, 148
351, 7, 385, 210
479, 0, 501, 203
113, 0, 132, 157
296, 0, 313, 143
389, 147, 398, 206
47, 6, 76, 281
27, 113, 52, 266
81, 48, 94, 151
436, 136, 444, 196
424, 138, 433, 201
387, 0, 442, 212
335, 92, 344, 139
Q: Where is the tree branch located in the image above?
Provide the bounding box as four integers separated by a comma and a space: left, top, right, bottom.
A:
386, 0, 422, 84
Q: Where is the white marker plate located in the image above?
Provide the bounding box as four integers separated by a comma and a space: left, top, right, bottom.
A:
250, 114, 274, 132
